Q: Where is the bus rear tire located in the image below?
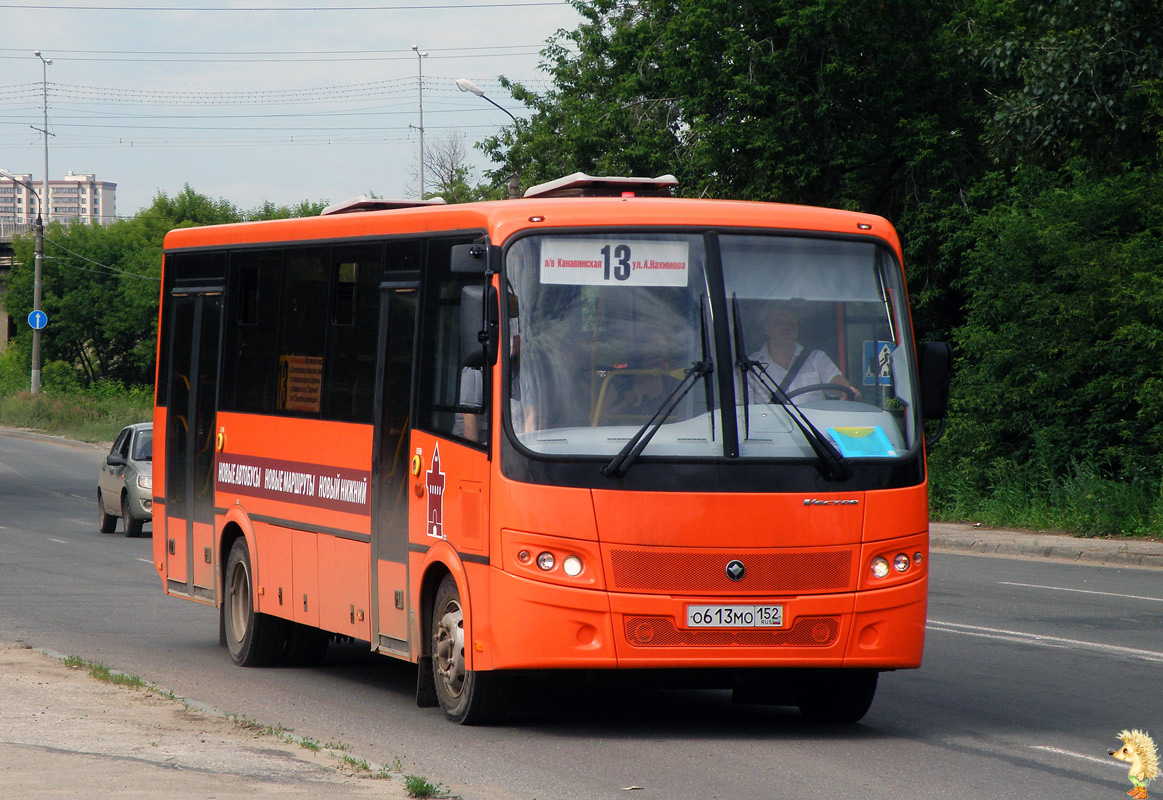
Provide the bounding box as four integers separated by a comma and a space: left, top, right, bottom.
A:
224, 537, 286, 667
796, 669, 878, 723
431, 574, 507, 724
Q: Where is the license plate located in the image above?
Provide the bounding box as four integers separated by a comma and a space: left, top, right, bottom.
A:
686, 604, 784, 628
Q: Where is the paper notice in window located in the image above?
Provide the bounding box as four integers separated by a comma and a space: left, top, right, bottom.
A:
278, 355, 323, 412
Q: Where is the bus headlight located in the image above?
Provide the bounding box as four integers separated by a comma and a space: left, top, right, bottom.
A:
562, 555, 583, 577
536, 552, 556, 571
893, 553, 911, 573
871, 557, 890, 579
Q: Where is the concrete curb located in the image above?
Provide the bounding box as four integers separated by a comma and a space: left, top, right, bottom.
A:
929, 522, 1163, 569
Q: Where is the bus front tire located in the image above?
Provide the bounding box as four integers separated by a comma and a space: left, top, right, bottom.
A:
224, 537, 286, 667
431, 574, 507, 724
796, 669, 878, 723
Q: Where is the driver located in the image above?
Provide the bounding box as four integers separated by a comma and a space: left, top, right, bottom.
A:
747, 302, 861, 403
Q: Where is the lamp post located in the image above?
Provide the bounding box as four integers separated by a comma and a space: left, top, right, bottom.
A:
411, 45, 428, 199
0, 169, 44, 395
455, 78, 521, 199
32, 50, 51, 396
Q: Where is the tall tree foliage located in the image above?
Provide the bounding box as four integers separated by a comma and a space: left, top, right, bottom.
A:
485, 0, 994, 337
980, 0, 1163, 171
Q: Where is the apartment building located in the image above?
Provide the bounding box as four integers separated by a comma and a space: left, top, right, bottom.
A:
0, 171, 117, 226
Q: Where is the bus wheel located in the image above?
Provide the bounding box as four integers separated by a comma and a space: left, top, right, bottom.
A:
796, 669, 878, 723
431, 574, 507, 724
224, 537, 285, 667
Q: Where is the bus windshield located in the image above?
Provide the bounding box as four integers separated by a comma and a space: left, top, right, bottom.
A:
505, 231, 920, 462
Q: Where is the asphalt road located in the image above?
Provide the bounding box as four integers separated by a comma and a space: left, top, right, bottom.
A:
1, 428, 1160, 799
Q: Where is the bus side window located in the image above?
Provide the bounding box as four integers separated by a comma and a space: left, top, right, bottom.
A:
415, 237, 487, 444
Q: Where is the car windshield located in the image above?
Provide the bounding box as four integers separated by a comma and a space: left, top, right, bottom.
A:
504, 231, 919, 462
132, 429, 153, 461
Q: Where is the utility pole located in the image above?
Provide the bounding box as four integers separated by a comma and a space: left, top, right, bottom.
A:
412, 45, 428, 199
32, 50, 52, 396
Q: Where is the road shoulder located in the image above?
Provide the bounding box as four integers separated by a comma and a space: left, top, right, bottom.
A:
930, 521, 1163, 569
0, 643, 410, 799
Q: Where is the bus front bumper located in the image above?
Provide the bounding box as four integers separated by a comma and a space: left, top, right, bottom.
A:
483, 568, 926, 671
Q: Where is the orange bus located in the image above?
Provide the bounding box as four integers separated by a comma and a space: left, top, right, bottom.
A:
153, 173, 951, 724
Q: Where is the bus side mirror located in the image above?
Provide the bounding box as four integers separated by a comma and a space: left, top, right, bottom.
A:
451, 243, 488, 274
918, 341, 952, 421
460, 284, 498, 369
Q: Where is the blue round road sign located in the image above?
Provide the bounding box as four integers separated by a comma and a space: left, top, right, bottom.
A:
28, 310, 48, 330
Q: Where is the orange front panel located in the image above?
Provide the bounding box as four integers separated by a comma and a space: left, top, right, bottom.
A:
861, 483, 929, 542
486, 570, 617, 670
591, 489, 865, 549
845, 578, 927, 668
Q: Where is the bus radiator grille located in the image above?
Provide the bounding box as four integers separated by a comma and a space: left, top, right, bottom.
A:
609, 550, 852, 593
623, 616, 839, 647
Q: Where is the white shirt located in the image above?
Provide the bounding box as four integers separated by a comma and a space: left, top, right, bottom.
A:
745, 343, 842, 403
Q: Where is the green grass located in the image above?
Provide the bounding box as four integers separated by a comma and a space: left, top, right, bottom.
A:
404, 775, 447, 798
0, 387, 152, 443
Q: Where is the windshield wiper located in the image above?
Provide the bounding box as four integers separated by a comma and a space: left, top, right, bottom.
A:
601, 299, 714, 478
731, 295, 852, 482
601, 357, 713, 478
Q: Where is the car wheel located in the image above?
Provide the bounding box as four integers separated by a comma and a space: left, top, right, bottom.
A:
98, 491, 117, 534
122, 494, 144, 538
223, 537, 286, 667
431, 574, 507, 724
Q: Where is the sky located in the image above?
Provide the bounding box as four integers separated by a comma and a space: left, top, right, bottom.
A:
0, 1, 581, 216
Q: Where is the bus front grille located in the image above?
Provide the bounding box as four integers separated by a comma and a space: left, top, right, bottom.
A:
623, 615, 839, 647
608, 549, 853, 593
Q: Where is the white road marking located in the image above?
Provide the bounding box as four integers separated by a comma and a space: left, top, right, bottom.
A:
1028, 745, 1118, 767
136, 558, 153, 564
927, 620, 1163, 663
998, 581, 1163, 604
48, 538, 68, 544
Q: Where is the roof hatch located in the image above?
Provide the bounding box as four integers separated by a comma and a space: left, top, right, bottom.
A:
320, 195, 448, 215
522, 172, 679, 199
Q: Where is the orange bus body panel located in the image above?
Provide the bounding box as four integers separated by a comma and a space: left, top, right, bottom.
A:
155, 193, 928, 689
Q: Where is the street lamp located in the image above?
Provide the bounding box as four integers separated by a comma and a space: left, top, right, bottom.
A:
0, 168, 44, 396
411, 45, 428, 199
455, 78, 521, 199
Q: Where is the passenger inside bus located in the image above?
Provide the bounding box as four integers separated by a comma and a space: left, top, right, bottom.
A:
745, 301, 860, 404
602, 333, 683, 422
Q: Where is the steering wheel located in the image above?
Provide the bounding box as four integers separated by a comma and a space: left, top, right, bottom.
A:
783, 382, 858, 400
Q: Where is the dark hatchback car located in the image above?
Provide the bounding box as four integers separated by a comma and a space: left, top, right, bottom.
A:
98, 422, 153, 537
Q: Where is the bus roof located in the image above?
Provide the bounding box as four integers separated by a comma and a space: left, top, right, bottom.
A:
162, 195, 901, 253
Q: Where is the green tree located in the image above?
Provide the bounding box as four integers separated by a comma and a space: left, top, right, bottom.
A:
979, 0, 1163, 171
932, 164, 1163, 531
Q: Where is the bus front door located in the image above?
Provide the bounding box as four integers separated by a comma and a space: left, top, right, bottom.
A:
372, 285, 418, 655
162, 290, 222, 602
